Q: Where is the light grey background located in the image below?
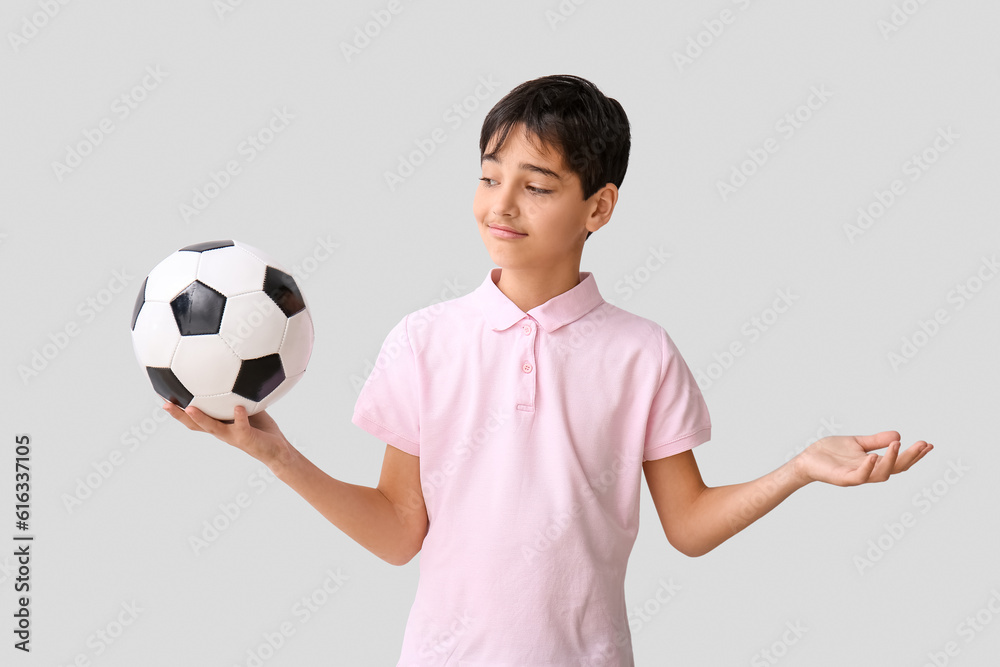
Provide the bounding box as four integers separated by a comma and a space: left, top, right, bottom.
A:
1, 1, 998, 665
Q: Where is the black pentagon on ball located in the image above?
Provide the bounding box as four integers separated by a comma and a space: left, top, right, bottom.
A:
263, 266, 306, 316
146, 367, 194, 408
180, 240, 234, 253
131, 276, 148, 331
232, 354, 285, 402
170, 281, 227, 335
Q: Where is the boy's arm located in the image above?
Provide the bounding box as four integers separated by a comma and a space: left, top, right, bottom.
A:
642, 431, 933, 557
165, 403, 428, 567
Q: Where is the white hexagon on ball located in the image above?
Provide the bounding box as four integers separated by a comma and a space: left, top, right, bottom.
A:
171, 335, 242, 397
196, 245, 268, 297
280, 311, 314, 377
132, 302, 181, 368
220, 292, 288, 360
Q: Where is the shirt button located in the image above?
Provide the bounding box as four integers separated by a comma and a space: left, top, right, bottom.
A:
522, 362, 533, 373
522, 324, 532, 335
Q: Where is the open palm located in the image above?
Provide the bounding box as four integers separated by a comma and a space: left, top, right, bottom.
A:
163, 402, 295, 471
794, 430, 933, 486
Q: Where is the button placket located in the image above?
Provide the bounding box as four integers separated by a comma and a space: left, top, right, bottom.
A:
515, 318, 536, 411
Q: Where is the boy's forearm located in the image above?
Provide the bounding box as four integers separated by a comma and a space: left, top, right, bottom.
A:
269, 445, 419, 566
681, 459, 809, 556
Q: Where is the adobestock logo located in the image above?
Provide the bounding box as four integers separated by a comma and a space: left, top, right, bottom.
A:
672, 0, 763, 72
17, 268, 135, 385
886, 252, 996, 372
853, 459, 968, 575
843, 126, 958, 244
340, 0, 407, 63
628, 578, 681, 634
178, 107, 295, 223
383, 76, 502, 192
716, 85, 834, 203
51, 65, 168, 183
750, 620, 808, 666
695, 287, 799, 392
8, 0, 73, 54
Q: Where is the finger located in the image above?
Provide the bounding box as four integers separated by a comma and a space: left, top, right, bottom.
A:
897, 442, 933, 471
163, 402, 204, 431
232, 405, 254, 438
854, 431, 902, 453
869, 441, 900, 482
845, 453, 879, 486
184, 405, 229, 438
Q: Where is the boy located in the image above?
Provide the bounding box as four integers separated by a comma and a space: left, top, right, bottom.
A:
165, 74, 933, 665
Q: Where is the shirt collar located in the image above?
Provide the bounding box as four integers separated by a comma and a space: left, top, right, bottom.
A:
475, 267, 605, 333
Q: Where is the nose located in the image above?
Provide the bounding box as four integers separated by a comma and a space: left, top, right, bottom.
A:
490, 183, 517, 218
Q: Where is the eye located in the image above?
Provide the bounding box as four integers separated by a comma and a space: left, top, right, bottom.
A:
479, 177, 551, 195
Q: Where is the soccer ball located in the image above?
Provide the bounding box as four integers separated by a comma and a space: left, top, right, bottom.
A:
130, 239, 314, 420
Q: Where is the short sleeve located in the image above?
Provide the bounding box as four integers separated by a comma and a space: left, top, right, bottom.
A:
351, 314, 421, 456
642, 326, 712, 461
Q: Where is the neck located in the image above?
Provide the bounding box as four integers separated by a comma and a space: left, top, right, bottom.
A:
494, 265, 581, 312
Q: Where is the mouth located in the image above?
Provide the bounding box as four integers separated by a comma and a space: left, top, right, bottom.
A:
487, 223, 527, 239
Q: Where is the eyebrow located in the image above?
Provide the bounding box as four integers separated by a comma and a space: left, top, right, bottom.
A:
481, 154, 563, 181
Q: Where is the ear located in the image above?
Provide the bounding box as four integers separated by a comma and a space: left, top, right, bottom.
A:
586, 183, 619, 234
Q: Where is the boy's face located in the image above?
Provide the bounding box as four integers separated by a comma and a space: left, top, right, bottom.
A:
474, 124, 608, 273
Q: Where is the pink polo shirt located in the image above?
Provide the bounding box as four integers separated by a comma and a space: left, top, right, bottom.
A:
352, 268, 712, 666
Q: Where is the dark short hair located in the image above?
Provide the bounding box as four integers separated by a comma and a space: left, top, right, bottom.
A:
479, 74, 631, 240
